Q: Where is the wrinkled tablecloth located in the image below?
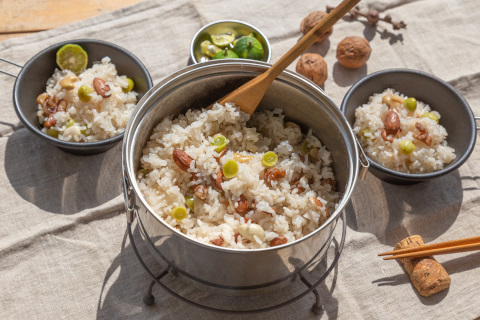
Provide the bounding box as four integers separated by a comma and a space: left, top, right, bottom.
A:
1, 0, 479, 319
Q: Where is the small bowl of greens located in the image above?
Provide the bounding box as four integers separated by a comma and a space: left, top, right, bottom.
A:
190, 20, 271, 64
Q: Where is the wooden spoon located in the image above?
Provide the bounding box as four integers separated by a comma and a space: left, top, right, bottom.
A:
217, 0, 361, 114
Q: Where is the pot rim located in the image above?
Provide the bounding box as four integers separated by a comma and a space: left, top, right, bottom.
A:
341, 68, 477, 181
123, 59, 359, 253
13, 38, 153, 149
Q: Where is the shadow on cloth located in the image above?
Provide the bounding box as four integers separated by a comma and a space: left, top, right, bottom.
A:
96, 223, 342, 320
345, 170, 462, 247
332, 61, 368, 88
4, 129, 123, 214
303, 38, 331, 57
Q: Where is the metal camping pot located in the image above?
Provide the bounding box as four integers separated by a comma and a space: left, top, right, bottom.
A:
122, 60, 362, 296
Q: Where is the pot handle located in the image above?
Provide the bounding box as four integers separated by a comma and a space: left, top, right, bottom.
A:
122, 172, 136, 223
355, 136, 370, 180
476, 116, 480, 131
0, 57, 23, 78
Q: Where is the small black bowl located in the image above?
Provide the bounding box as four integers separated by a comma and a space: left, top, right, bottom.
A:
341, 69, 478, 184
13, 39, 153, 155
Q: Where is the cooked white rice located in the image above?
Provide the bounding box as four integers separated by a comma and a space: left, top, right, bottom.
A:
353, 88, 456, 173
37, 57, 138, 142
137, 103, 339, 249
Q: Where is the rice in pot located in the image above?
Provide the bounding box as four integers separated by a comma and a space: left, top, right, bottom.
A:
137, 103, 339, 249
353, 88, 456, 173
37, 57, 138, 142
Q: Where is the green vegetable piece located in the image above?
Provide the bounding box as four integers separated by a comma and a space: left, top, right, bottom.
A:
170, 206, 188, 220
301, 140, 312, 155
56, 44, 88, 74
223, 159, 239, 179
46, 129, 59, 138
211, 33, 235, 47
80, 128, 90, 136
66, 119, 75, 128
404, 97, 417, 112
200, 40, 221, 58
122, 78, 134, 93
262, 151, 278, 167
233, 36, 264, 60
137, 168, 149, 178
213, 48, 239, 59
211, 134, 227, 152
422, 112, 439, 123
399, 140, 415, 155
361, 128, 370, 137
185, 196, 194, 211
78, 85, 92, 102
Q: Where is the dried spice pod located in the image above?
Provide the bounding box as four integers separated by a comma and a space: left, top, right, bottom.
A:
300, 10, 334, 43
296, 53, 328, 87
336, 36, 371, 69
395, 235, 451, 297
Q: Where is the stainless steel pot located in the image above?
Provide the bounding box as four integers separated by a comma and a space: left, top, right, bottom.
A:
122, 60, 363, 296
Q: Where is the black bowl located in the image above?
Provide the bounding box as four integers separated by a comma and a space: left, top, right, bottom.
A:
341, 69, 477, 184
13, 39, 153, 155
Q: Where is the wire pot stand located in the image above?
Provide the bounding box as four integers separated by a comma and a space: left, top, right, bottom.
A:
127, 210, 346, 315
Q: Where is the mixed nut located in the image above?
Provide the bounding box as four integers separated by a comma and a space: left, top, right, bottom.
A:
296, 10, 374, 86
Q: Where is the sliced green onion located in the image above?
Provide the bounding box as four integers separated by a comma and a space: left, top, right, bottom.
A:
122, 78, 134, 93
301, 140, 312, 155
185, 196, 194, 211
211, 134, 227, 152
223, 159, 239, 178
170, 206, 188, 220
262, 151, 278, 167
422, 112, 439, 123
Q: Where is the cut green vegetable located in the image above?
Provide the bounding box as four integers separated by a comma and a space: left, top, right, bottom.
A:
223, 159, 239, 178
56, 44, 88, 73
301, 140, 312, 155
211, 33, 235, 47
211, 134, 227, 152
422, 112, 439, 123
200, 40, 221, 58
399, 140, 415, 155
262, 151, 278, 167
122, 78, 134, 93
46, 129, 59, 138
185, 196, 195, 211
137, 168, 149, 179
170, 206, 188, 220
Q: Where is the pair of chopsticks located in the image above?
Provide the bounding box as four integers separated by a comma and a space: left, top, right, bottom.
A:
379, 236, 480, 260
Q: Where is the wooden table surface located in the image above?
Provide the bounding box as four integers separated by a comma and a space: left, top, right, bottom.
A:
0, 0, 143, 42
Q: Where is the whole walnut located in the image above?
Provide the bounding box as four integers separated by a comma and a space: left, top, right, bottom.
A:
300, 11, 333, 43
296, 53, 328, 86
336, 36, 372, 69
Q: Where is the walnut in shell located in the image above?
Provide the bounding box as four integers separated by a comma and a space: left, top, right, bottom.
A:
296, 53, 328, 86
336, 36, 371, 69
300, 10, 333, 43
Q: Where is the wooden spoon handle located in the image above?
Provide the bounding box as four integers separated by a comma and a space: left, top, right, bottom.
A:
266, 0, 361, 80
219, 0, 361, 114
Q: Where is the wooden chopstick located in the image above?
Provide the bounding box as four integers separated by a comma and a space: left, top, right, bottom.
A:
379, 236, 480, 260
379, 236, 480, 256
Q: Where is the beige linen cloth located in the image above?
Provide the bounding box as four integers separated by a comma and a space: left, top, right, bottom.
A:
1, 0, 479, 319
